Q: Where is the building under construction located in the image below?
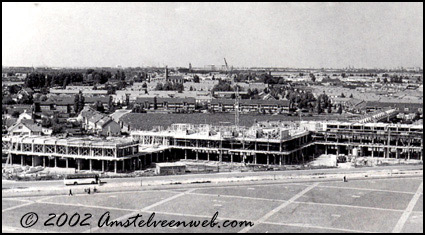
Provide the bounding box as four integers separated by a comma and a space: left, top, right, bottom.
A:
2, 120, 423, 173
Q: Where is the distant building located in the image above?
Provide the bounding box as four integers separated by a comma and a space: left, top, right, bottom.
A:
209, 99, 290, 113
166, 75, 184, 84
365, 101, 423, 114
8, 120, 42, 136
78, 107, 120, 136
135, 97, 196, 111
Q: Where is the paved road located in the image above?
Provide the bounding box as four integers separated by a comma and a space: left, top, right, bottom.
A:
3, 164, 422, 190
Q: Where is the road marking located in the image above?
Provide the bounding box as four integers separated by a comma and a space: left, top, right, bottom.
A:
238, 182, 319, 233
184, 191, 405, 213
392, 182, 423, 233
143, 210, 248, 222
262, 221, 374, 233
2, 225, 58, 233
316, 185, 417, 195
2, 195, 72, 213
82, 188, 196, 233
293, 201, 404, 212
2, 201, 36, 213
186, 192, 287, 203
37, 201, 136, 212
2, 198, 33, 203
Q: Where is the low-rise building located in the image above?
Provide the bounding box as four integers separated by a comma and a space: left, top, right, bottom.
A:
8, 120, 43, 136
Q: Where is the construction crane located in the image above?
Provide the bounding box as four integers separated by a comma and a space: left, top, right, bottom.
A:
224, 58, 229, 73
235, 86, 240, 129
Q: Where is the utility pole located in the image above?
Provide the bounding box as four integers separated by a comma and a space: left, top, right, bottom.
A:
235, 86, 240, 130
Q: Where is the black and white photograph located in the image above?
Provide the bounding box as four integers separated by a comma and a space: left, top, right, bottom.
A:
2, 2, 423, 233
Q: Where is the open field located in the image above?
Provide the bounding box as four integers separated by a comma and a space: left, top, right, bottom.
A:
120, 113, 353, 130
2, 176, 423, 233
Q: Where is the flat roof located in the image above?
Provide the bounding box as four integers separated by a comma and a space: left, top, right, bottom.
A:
2, 136, 137, 147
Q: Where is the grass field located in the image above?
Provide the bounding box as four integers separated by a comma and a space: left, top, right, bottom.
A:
2, 176, 423, 233
120, 113, 353, 130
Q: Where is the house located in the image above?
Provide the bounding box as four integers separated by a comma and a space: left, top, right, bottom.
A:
39, 96, 74, 114
135, 97, 196, 111
84, 96, 111, 110
8, 120, 42, 136
17, 110, 33, 123
78, 106, 121, 136
95, 116, 121, 136
166, 75, 184, 84
209, 99, 290, 113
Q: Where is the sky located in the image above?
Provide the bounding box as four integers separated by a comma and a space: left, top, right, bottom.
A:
2, 2, 423, 68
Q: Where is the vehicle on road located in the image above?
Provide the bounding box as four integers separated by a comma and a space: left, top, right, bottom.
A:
64, 173, 100, 185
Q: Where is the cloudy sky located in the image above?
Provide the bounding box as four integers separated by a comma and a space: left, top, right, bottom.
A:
2, 2, 423, 68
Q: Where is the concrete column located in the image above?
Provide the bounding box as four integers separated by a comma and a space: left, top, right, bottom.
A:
43, 157, 46, 167
114, 161, 117, 173
279, 155, 282, 165
196, 140, 199, 161
408, 149, 411, 160
396, 149, 399, 159
254, 154, 257, 164
122, 160, 125, 172
371, 148, 374, 158
230, 153, 233, 163
102, 160, 105, 172
66, 158, 69, 168
207, 152, 210, 161
21, 156, 24, 166
89, 159, 92, 171
267, 155, 270, 165
184, 150, 187, 160
32, 156, 35, 167
144, 155, 147, 168
219, 141, 223, 162
77, 159, 81, 171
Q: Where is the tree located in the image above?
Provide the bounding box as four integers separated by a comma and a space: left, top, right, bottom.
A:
340, 93, 345, 98
193, 75, 200, 83
125, 94, 130, 106
108, 96, 114, 113
2, 95, 15, 105
74, 94, 80, 114
349, 94, 354, 98
11, 111, 20, 118
309, 73, 316, 83
63, 76, 70, 88
316, 99, 323, 114
327, 104, 332, 114
337, 104, 343, 114
153, 97, 158, 110
93, 101, 105, 113
155, 83, 163, 91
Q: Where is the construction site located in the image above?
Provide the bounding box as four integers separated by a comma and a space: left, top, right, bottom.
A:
2, 117, 423, 175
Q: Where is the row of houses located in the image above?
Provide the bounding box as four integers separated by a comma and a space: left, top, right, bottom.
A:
38, 96, 112, 114
331, 97, 423, 115
134, 97, 291, 113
